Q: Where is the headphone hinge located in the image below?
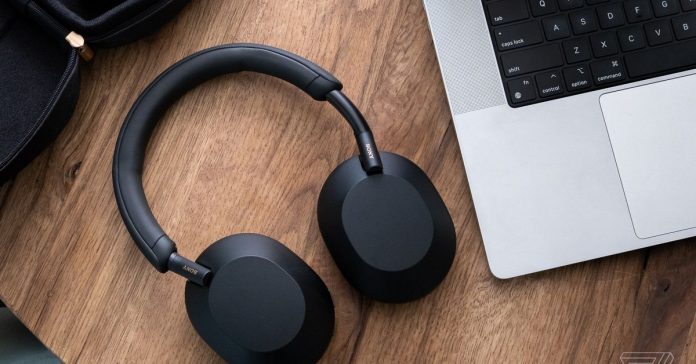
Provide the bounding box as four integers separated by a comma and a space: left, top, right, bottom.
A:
356, 131, 383, 174
168, 253, 212, 286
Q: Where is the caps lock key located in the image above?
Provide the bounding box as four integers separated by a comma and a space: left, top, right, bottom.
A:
494, 21, 543, 51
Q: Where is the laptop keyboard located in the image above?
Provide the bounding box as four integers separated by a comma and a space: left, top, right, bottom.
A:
483, 0, 696, 107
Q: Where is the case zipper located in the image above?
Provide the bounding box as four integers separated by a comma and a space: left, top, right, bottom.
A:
10, 0, 93, 61
64, 31, 93, 61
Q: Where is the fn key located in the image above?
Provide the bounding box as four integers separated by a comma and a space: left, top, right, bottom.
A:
508, 77, 536, 104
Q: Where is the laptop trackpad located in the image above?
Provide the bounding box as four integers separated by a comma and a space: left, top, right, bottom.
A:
600, 75, 696, 239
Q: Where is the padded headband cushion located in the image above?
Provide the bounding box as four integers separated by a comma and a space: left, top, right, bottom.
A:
113, 44, 343, 271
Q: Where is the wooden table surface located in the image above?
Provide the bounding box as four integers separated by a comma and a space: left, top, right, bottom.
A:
1, 0, 695, 362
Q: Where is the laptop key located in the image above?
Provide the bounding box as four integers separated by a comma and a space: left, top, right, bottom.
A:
487, 0, 529, 26
590, 58, 626, 84
507, 77, 537, 103
501, 44, 564, 76
529, 0, 557, 16
618, 26, 647, 51
569, 10, 598, 34
543, 15, 571, 40
683, 0, 696, 11
563, 65, 592, 90
536, 71, 565, 97
591, 32, 619, 57
563, 37, 592, 63
645, 20, 673, 45
494, 21, 543, 51
625, 38, 696, 76
597, 4, 627, 29
624, 0, 653, 23
651, 0, 679, 17
672, 13, 696, 40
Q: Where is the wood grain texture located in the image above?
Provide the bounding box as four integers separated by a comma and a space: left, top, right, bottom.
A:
0, 0, 694, 362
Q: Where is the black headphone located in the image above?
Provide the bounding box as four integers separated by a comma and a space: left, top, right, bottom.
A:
112, 44, 456, 363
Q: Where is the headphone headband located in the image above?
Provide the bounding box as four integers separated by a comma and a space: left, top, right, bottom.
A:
113, 44, 383, 280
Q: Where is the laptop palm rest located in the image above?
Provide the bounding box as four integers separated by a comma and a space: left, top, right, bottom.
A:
600, 75, 696, 239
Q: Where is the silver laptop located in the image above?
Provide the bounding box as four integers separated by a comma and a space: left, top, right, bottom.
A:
423, 0, 696, 278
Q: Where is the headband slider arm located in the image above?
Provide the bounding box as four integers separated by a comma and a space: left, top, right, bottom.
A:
326, 90, 384, 174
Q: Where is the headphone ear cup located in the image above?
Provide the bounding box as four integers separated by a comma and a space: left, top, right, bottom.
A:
318, 152, 456, 303
184, 233, 334, 363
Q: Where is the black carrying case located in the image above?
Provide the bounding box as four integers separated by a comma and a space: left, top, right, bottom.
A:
0, 0, 190, 183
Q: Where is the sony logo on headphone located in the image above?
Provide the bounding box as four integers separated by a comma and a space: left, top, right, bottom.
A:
183, 265, 198, 275
365, 144, 375, 159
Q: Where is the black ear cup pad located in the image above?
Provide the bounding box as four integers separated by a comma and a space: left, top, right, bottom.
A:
317, 152, 456, 303
184, 234, 334, 363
